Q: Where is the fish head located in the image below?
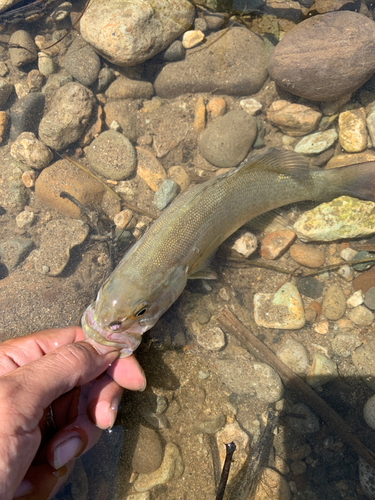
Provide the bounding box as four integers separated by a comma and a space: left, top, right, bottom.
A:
82, 264, 188, 357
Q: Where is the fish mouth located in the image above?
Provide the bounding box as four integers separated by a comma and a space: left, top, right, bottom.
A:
81, 303, 143, 357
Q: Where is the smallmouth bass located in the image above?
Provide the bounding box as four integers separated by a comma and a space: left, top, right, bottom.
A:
82, 149, 375, 356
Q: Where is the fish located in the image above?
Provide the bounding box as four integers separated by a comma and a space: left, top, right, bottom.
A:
82, 148, 375, 356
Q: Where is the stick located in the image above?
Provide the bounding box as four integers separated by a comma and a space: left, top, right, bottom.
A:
217, 309, 375, 471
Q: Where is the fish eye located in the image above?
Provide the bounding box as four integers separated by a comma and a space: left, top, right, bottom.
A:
135, 303, 148, 317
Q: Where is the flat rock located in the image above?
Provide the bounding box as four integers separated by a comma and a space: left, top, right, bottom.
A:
106, 76, 154, 100
260, 228, 295, 260
331, 334, 362, 358
104, 100, 145, 142
136, 147, 167, 191
154, 27, 268, 98
289, 244, 325, 268
267, 101, 321, 137
347, 305, 374, 326
64, 35, 101, 87
269, 11, 375, 101
294, 129, 338, 155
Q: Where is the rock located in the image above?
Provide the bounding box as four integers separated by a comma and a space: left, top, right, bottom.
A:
10, 92, 45, 141
252, 467, 291, 500
289, 244, 325, 268
136, 147, 167, 191
133, 442, 183, 492
64, 35, 101, 87
337, 264, 354, 282
0, 78, 13, 110
306, 353, 338, 388
97, 67, 116, 93
38, 52, 56, 76
364, 395, 375, 431
216, 421, 250, 480
365, 287, 375, 310
331, 334, 362, 358
366, 104, 375, 147
254, 282, 305, 329
131, 425, 163, 474
190, 320, 226, 351
35, 159, 105, 219
240, 97, 262, 116
80, 0, 194, 66
154, 27, 268, 98
277, 338, 309, 375
352, 250, 375, 271
10, 132, 53, 170
114, 210, 134, 229
193, 96, 206, 133
87, 130, 136, 181
194, 413, 226, 434
106, 76, 154, 100
340, 247, 358, 261
149, 104, 189, 158
286, 403, 320, 434
39, 82, 94, 150
34, 220, 89, 276
297, 277, 324, 300
207, 97, 226, 120
322, 284, 346, 320
0, 111, 8, 143
16, 210, 34, 229
359, 457, 375, 500
153, 179, 179, 210
347, 290, 364, 308
182, 30, 205, 49
268, 12, 375, 101
0, 155, 28, 210
338, 108, 368, 153
9, 30, 37, 67
162, 40, 185, 62
294, 129, 338, 155
325, 151, 375, 169
352, 342, 375, 391
347, 305, 374, 326
0, 238, 33, 271
293, 196, 375, 241
167, 165, 190, 192
231, 231, 258, 258
199, 110, 257, 168
314, 319, 329, 335
353, 267, 375, 294
267, 101, 321, 137
104, 100, 144, 142
260, 229, 295, 260
26, 70, 44, 92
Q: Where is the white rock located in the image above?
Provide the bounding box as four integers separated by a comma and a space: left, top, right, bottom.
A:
240, 98, 262, 115
16, 210, 34, 228
182, 30, 205, 49
340, 247, 358, 261
231, 231, 257, 257
347, 290, 364, 308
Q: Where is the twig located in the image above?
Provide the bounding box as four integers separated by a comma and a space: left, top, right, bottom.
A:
216, 442, 236, 500
217, 309, 375, 471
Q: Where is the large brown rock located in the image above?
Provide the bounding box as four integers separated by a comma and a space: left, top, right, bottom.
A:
268, 11, 375, 101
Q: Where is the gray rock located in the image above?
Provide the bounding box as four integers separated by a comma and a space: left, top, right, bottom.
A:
322, 284, 346, 321
0, 155, 28, 210
39, 82, 94, 150
286, 403, 320, 434
163, 40, 185, 62
64, 35, 101, 87
365, 287, 375, 310
0, 78, 13, 110
10, 92, 45, 141
131, 425, 163, 474
277, 338, 309, 375
352, 342, 375, 391
297, 277, 324, 299
42, 71, 73, 95
269, 12, 375, 101
9, 30, 37, 67
352, 251, 375, 271
104, 100, 145, 142
154, 27, 268, 98
306, 353, 338, 388
87, 130, 136, 181
97, 67, 116, 93
80, 0, 194, 66
331, 334, 362, 358
106, 76, 154, 100
10, 132, 53, 170
199, 110, 257, 168
153, 179, 179, 210
294, 130, 338, 155
347, 305, 374, 326
0, 238, 33, 271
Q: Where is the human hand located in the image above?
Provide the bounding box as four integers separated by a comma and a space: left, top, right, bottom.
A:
0, 326, 146, 500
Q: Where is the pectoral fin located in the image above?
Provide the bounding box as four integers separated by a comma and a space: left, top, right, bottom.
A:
188, 266, 218, 280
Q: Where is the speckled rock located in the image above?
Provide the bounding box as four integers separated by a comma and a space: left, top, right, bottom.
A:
232, 231, 258, 258
199, 110, 257, 168
277, 338, 309, 375
10, 92, 45, 141
322, 284, 346, 320
268, 12, 375, 101
0, 78, 13, 110
289, 244, 325, 268
254, 282, 305, 329
267, 101, 321, 137
294, 196, 375, 241
16, 210, 34, 228
0, 155, 28, 210
34, 219, 89, 276
0, 238, 33, 271
11, 132, 53, 170
132, 425, 163, 474
352, 341, 375, 391
347, 305, 374, 326
87, 130, 136, 181
338, 108, 368, 153
104, 100, 144, 142
64, 35, 101, 87
39, 82, 94, 150
136, 147, 167, 191
306, 353, 338, 388
9, 30, 37, 67
106, 76, 154, 100
294, 129, 338, 155
80, 0, 194, 66
190, 320, 226, 351
331, 334, 362, 358
133, 442, 184, 492
260, 229, 295, 260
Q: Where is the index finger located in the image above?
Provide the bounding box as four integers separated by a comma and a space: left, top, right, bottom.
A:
0, 326, 85, 376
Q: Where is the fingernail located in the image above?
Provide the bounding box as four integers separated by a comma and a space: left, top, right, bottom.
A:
139, 368, 147, 392
53, 435, 85, 470
109, 396, 121, 429
14, 479, 32, 498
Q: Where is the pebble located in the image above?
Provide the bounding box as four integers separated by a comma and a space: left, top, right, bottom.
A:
240, 97, 262, 116
26, 70, 44, 92
194, 413, 226, 434
340, 247, 358, 262
199, 110, 257, 168
162, 40, 185, 62
0, 156, 28, 210
64, 35, 101, 87
87, 130, 136, 181
131, 425, 163, 474
314, 319, 329, 335
10, 92, 45, 141
136, 147, 167, 192
168, 165, 190, 192
0, 238, 33, 271
14, 82, 29, 100
207, 98, 226, 120
347, 305, 374, 326
277, 338, 309, 375
286, 403, 320, 434
352, 250, 375, 271
182, 30, 205, 49
338, 108, 368, 153
153, 179, 179, 210
38, 52, 56, 76
297, 277, 323, 300
190, 320, 225, 351
322, 284, 346, 320
289, 244, 325, 268
216, 421, 250, 479
294, 196, 375, 241
15, 210, 34, 229
39, 82, 94, 150
51, 1, 72, 21
364, 395, 375, 431
254, 282, 305, 330
104, 100, 142, 142
231, 231, 257, 258
133, 442, 184, 492
11, 132, 53, 170
305, 305, 317, 323
21, 170, 36, 188
260, 229, 295, 260
331, 334, 362, 358
294, 129, 338, 154
113, 210, 134, 229
267, 101, 321, 137
365, 287, 375, 310
306, 353, 338, 388
81, 0, 194, 66
34, 220, 89, 276
337, 265, 354, 281
193, 96, 206, 133
359, 457, 375, 500
352, 342, 375, 391
106, 76, 154, 100
347, 290, 364, 308
0, 78, 13, 110
9, 30, 37, 67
